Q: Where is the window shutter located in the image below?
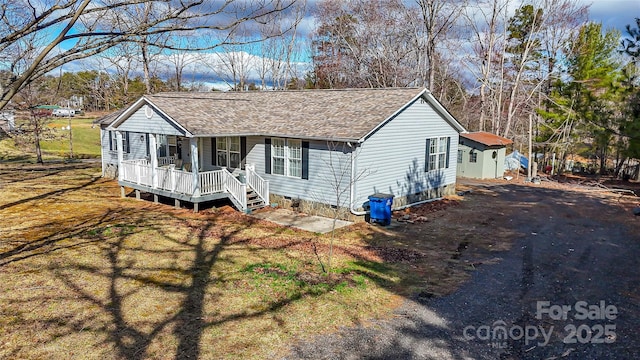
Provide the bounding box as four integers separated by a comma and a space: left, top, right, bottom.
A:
302, 141, 309, 180
240, 137, 247, 169
145, 133, 150, 157
125, 132, 130, 153
264, 138, 271, 174
211, 138, 217, 166
445, 137, 451, 168
425, 138, 431, 172
109, 131, 113, 151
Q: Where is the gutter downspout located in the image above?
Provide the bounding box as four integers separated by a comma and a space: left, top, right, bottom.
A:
348, 142, 368, 216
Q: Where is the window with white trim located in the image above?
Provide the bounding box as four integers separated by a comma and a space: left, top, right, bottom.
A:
272, 138, 285, 175
110, 131, 129, 153
438, 136, 447, 169
288, 139, 302, 178
469, 151, 478, 163
272, 138, 302, 178
216, 136, 241, 168
229, 136, 241, 168
426, 136, 449, 171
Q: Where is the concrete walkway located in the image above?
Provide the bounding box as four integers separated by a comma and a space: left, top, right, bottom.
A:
250, 208, 353, 234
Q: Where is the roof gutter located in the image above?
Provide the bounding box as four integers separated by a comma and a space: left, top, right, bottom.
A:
195, 132, 360, 143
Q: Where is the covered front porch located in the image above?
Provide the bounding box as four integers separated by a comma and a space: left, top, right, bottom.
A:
115, 132, 268, 212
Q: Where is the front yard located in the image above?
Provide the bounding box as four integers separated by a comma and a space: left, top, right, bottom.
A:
0, 161, 515, 359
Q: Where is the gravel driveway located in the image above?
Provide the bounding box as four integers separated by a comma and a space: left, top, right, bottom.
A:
284, 183, 640, 359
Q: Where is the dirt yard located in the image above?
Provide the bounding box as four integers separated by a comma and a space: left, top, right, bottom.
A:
2, 162, 638, 359
286, 177, 640, 359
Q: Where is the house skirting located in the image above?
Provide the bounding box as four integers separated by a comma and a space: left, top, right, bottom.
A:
119, 181, 233, 212
391, 183, 456, 208
269, 194, 363, 223
104, 163, 118, 178
269, 183, 455, 222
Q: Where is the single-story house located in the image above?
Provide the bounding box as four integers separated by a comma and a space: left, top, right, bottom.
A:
97, 88, 466, 218
456, 131, 513, 179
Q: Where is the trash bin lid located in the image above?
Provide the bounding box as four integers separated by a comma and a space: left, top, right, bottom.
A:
368, 193, 394, 200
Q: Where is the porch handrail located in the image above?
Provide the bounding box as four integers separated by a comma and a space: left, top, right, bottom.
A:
223, 169, 247, 212
121, 159, 243, 210
155, 166, 192, 194
246, 167, 269, 204
199, 170, 225, 195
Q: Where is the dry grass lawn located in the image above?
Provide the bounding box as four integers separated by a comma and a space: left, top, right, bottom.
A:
0, 161, 518, 359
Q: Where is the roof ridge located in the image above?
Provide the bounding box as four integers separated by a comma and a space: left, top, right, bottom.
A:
150, 87, 424, 97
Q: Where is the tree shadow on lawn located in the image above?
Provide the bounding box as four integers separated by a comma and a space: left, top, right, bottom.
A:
47, 211, 358, 359
10, 162, 634, 359
1, 191, 361, 359
0, 162, 362, 358
0, 167, 100, 211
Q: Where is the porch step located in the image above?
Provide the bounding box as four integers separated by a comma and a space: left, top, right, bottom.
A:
246, 188, 266, 211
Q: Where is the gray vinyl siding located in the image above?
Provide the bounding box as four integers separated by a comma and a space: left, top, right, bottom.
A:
354, 98, 459, 207
245, 136, 352, 206
100, 128, 117, 167
100, 127, 149, 165
201, 137, 214, 171
115, 105, 186, 136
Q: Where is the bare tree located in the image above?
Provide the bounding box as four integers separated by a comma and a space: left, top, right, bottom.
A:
312, 0, 417, 89
96, 42, 140, 105
256, 2, 306, 89
202, 32, 258, 91
500, 0, 588, 138
462, 0, 510, 131
164, 38, 201, 91
311, 141, 370, 275
0, 0, 300, 110
11, 80, 59, 163
411, 0, 466, 91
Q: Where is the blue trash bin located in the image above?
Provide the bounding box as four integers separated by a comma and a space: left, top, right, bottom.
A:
368, 193, 394, 226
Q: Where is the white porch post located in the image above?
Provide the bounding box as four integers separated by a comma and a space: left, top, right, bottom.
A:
149, 134, 158, 188
116, 131, 124, 181
190, 137, 200, 196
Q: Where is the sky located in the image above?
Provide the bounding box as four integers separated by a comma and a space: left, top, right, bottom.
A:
59, 0, 640, 90
585, 0, 639, 34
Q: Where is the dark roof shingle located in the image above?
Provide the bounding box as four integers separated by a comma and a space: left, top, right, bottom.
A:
461, 131, 513, 147
142, 88, 427, 140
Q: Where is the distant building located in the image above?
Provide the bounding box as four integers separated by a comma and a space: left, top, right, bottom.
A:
0, 110, 15, 131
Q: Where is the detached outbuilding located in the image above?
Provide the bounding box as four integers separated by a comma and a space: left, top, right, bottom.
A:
456, 131, 512, 179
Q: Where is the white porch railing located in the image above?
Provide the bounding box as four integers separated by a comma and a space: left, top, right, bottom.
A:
246, 165, 269, 204
121, 159, 152, 186
200, 171, 225, 195
154, 166, 195, 194
223, 169, 247, 212
120, 159, 248, 211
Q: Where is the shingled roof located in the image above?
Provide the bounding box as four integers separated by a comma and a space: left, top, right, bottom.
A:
460, 131, 512, 147
94, 108, 126, 126
109, 88, 464, 141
